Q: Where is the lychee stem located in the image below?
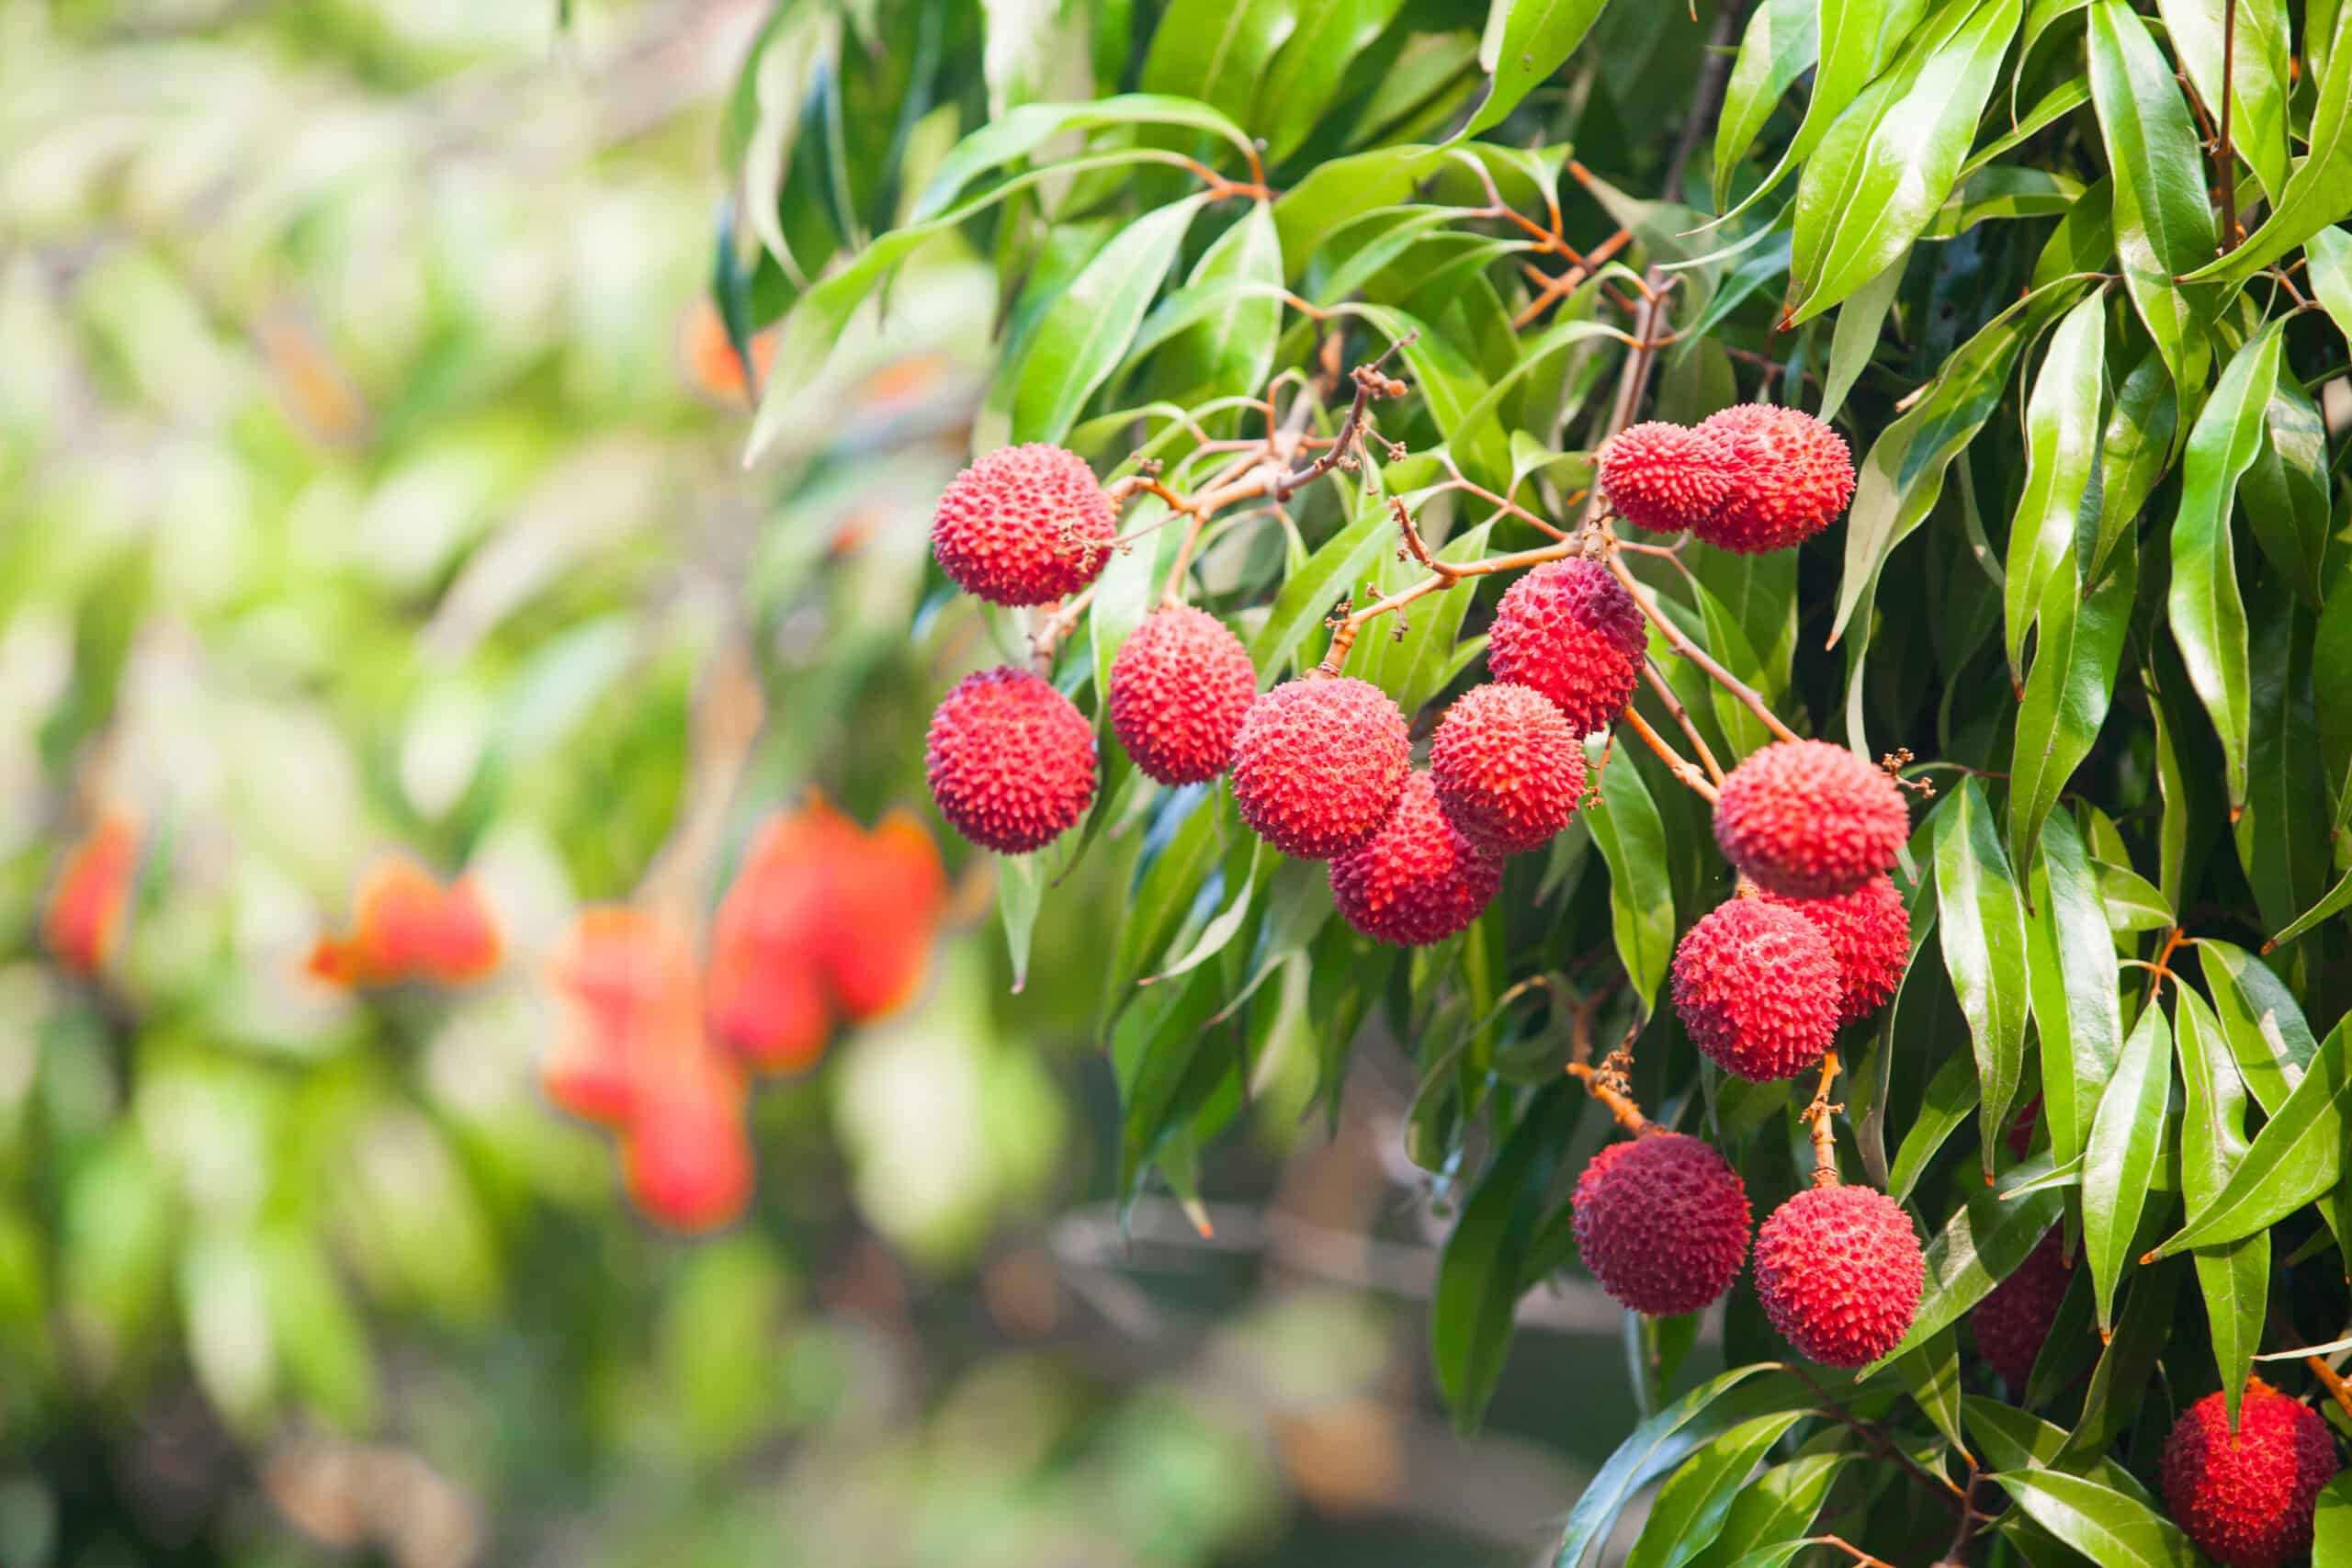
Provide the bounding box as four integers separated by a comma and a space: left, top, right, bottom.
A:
1642, 659, 1726, 785
1564, 986, 1653, 1135
1616, 705, 1720, 803
1803, 1048, 1844, 1189
1029, 585, 1099, 674
1603, 550, 1802, 746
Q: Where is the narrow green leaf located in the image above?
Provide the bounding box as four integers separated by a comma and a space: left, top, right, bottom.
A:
1138, 0, 1296, 126
2081, 1000, 2172, 1333
2233, 578, 2330, 936
999, 852, 1046, 990
1819, 254, 1905, 423
1964, 1397, 2164, 1506
1432, 1079, 1579, 1425
1586, 737, 1675, 1020
1713, 0, 1820, 207
2093, 857, 2173, 931
1713, 0, 1925, 228
1684, 1455, 1853, 1568
2177, 985, 2267, 1425
2026, 811, 2124, 1166
1152, 202, 1284, 403
2154, 0, 2292, 202
2182, 0, 2352, 279
1350, 524, 1493, 716
2003, 293, 2109, 683
1935, 778, 2032, 1177
2086, 348, 2177, 585
1994, 1469, 2201, 1565
910, 95, 1258, 221
1554, 1366, 1792, 1568
2197, 938, 2317, 1111
1256, 0, 1413, 163
1624, 1410, 1814, 1568
2310, 225, 2352, 344
1012, 197, 1204, 444
2267, 863, 2352, 950
1890, 1326, 1969, 1456
2167, 323, 2284, 812
1249, 489, 1393, 674
1463, 0, 1614, 139
2010, 530, 2136, 876
1865, 1160, 2065, 1372
1888, 1048, 1981, 1204
2150, 1014, 2352, 1258
2239, 378, 2331, 592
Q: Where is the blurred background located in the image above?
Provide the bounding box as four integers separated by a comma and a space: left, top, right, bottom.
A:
0, 3, 1665, 1563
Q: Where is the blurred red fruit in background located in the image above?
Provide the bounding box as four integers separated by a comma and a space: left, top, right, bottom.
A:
308, 855, 503, 988
45, 809, 140, 975
682, 300, 776, 400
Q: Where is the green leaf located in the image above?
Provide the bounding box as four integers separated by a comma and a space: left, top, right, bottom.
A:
1432, 1079, 1577, 1426
2150, 1013, 2352, 1258
1785, 0, 2024, 322
1462, 0, 1614, 139
1890, 1326, 1969, 1455
1586, 736, 1676, 1020
2316, 1472, 2352, 1568
2310, 225, 2352, 344
2167, 322, 2284, 812
2154, 0, 2292, 202
1624, 1409, 1814, 1568
2233, 578, 2331, 937
1350, 523, 1493, 716
1865, 1159, 2065, 1371
1888, 1048, 1981, 1204
999, 852, 1046, 991
2010, 530, 2135, 877
2181, 0, 2352, 279
2081, 999, 2172, 1334
2267, 864, 2352, 950
1819, 253, 1905, 423
2086, 347, 2177, 584
2197, 938, 2316, 1113
1993, 1469, 2201, 1565
1148, 840, 1266, 983
910, 95, 1258, 221
1256, 0, 1413, 163
2086, 0, 2219, 392
2239, 378, 2331, 592
1249, 487, 1393, 674
2177, 984, 2267, 1425
1713, 0, 1819, 208
1964, 1397, 2165, 1506
2025, 811, 2123, 1166
1553, 1365, 1792, 1568
1684, 1455, 1853, 1568
1012, 197, 1204, 444
1139, 0, 1296, 127
2092, 857, 2172, 931
2003, 292, 2109, 684
1935, 778, 2032, 1178
1714, 0, 1925, 227
1152, 202, 1284, 403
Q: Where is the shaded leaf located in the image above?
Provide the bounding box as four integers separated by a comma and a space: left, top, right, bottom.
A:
1586, 735, 1676, 1020
1553, 1365, 1794, 1568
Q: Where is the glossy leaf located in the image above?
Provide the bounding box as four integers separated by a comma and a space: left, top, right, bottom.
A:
1624, 1409, 1813, 1568
1716, 0, 1926, 227
1012, 197, 1204, 444
2182, 0, 2352, 279
1553, 1365, 1793, 1568
2154, 0, 2291, 202
1713, 0, 1819, 207
2177, 984, 2267, 1427
2316, 1472, 2352, 1568
1248, 488, 1394, 673
1585, 736, 1675, 1021
2024, 813, 2123, 1166
2081, 1000, 2172, 1334
2197, 939, 2317, 1112
2311, 225, 2352, 344
1935, 778, 2031, 1177
1138, 0, 1296, 126
1994, 1469, 2201, 1565
2150, 1014, 2352, 1258
1462, 0, 1614, 139
910, 95, 1257, 221
1867, 1163, 2064, 1372
1432, 1079, 1578, 1425
2003, 292, 2108, 684
1683, 1455, 1852, 1568
2086, 348, 2177, 584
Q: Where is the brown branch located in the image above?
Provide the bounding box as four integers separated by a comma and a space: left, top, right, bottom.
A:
1784, 1363, 1969, 1509
2217, 0, 2241, 252
1617, 704, 1721, 802
1566, 987, 1651, 1134
1802, 1048, 1844, 1188
1643, 659, 1725, 785
1315, 540, 1580, 672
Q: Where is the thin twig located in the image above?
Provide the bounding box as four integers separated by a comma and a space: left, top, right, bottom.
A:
1803, 1048, 1843, 1188
1617, 704, 1721, 802
1605, 549, 1799, 745
2217, 0, 2241, 252
1643, 659, 1725, 784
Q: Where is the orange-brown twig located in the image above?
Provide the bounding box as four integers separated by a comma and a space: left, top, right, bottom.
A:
1802, 1049, 1843, 1187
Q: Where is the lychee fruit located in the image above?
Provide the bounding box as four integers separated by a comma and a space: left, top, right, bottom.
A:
1760, 874, 1909, 1025
1695, 404, 1856, 553
821, 810, 948, 1021
931, 442, 1116, 606
1600, 421, 1738, 535
1713, 740, 1910, 899
925, 667, 1098, 854
1428, 682, 1589, 855
1108, 605, 1258, 784
1570, 1133, 1752, 1316
1485, 558, 1647, 734
625, 1094, 756, 1235
44, 809, 138, 976
2161, 1378, 2336, 1568
1329, 772, 1501, 945
1230, 676, 1410, 859
1969, 1228, 2072, 1393
1670, 897, 1842, 1081
1752, 1183, 1924, 1367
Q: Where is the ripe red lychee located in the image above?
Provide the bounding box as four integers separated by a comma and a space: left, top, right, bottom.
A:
1108, 605, 1258, 785
1969, 1228, 2072, 1392
2161, 1379, 2336, 1568
1670, 897, 1842, 1081
1428, 682, 1588, 855
1695, 404, 1856, 553
1230, 676, 1410, 859
1600, 421, 1738, 535
1760, 874, 1909, 1024
1570, 1133, 1752, 1316
1485, 558, 1646, 735
1713, 740, 1910, 898
925, 667, 1098, 854
931, 443, 1116, 606
1329, 772, 1501, 945
1753, 1183, 1924, 1367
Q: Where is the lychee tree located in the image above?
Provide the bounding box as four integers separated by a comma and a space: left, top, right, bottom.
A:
723, 1, 2352, 1562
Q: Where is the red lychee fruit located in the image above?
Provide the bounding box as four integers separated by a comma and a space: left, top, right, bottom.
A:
1485, 558, 1647, 735
931, 443, 1116, 606
1108, 605, 1258, 785
821, 810, 948, 1021
1428, 682, 1589, 855
1695, 404, 1856, 553
2161, 1379, 2337, 1568
1759, 874, 1909, 1025
625, 1091, 755, 1235
1600, 421, 1738, 535
1570, 1133, 1752, 1316
1969, 1228, 2072, 1392
1670, 897, 1842, 1081
44, 809, 138, 975
1713, 740, 1910, 899
541, 906, 689, 1126
1230, 676, 1410, 859
1329, 772, 1501, 945
925, 667, 1098, 854
1753, 1183, 1924, 1368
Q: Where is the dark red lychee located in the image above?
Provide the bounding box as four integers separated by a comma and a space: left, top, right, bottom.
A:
1713, 740, 1911, 898
931, 443, 1116, 605
1329, 772, 1500, 946
924, 667, 1097, 854
1695, 404, 1856, 554
1230, 676, 1410, 859
1108, 605, 1258, 784
1600, 421, 1737, 535
1969, 1228, 2072, 1392
1670, 897, 1842, 1081
1753, 1183, 1924, 1368
2160, 1379, 2336, 1568
1485, 558, 1646, 735
1760, 874, 1910, 1024
1428, 682, 1588, 855
1570, 1133, 1752, 1316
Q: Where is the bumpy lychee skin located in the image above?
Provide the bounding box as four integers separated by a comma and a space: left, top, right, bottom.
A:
1329, 773, 1501, 945
1671, 897, 1842, 1081
1428, 683, 1589, 855
1600, 421, 1738, 535
1760, 874, 1909, 1025
1230, 677, 1410, 859
1969, 1229, 2072, 1392
1696, 404, 1856, 553
1753, 1184, 1924, 1368
1571, 1133, 1752, 1316
1108, 606, 1258, 785
930, 443, 1116, 605
925, 667, 1097, 853
1486, 558, 1646, 734
2160, 1379, 2336, 1568
1713, 740, 1911, 899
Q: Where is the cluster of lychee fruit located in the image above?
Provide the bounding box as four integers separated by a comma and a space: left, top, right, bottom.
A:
1598, 403, 1857, 553
307, 853, 503, 990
